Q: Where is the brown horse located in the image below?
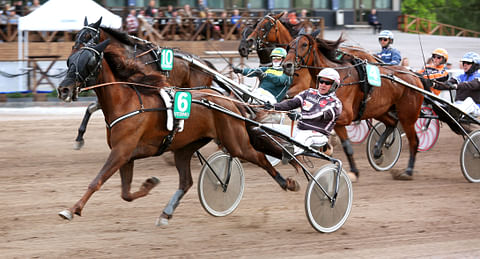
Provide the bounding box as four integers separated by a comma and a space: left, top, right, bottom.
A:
56, 40, 301, 225
282, 33, 424, 181
242, 13, 380, 98
72, 18, 218, 149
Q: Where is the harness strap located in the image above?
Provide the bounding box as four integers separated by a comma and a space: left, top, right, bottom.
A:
353, 59, 374, 121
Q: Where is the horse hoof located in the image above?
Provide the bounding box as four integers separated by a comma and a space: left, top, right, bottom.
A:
73, 140, 85, 150
391, 170, 413, 180
155, 217, 169, 227
148, 177, 160, 186
347, 172, 358, 183
286, 178, 300, 192
58, 209, 73, 221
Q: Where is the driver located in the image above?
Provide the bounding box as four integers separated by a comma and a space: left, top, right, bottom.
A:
233, 47, 292, 104
265, 68, 343, 157
376, 30, 402, 65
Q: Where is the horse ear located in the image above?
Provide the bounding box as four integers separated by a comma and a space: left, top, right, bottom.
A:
94, 39, 110, 53
84, 17, 88, 26
311, 29, 321, 39
93, 17, 102, 28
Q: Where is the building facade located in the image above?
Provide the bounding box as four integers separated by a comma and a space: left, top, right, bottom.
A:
100, 0, 401, 29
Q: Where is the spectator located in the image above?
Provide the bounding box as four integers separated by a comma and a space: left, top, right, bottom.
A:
157, 11, 168, 31
14, 1, 23, 16
163, 5, 173, 18
28, 0, 41, 13
376, 30, 401, 65
287, 11, 298, 25
197, 0, 206, 18
418, 48, 449, 97
145, 0, 157, 18
299, 9, 308, 22
126, 9, 139, 35
183, 4, 192, 18
230, 9, 242, 32
7, 10, 19, 24
368, 9, 382, 34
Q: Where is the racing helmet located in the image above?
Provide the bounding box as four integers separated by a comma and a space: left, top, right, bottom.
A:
316, 68, 340, 93
461, 52, 480, 64
378, 30, 394, 40
432, 48, 448, 62
270, 47, 287, 58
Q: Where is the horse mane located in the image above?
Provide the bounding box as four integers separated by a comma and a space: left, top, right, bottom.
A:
103, 44, 169, 95
315, 35, 345, 64
280, 20, 300, 37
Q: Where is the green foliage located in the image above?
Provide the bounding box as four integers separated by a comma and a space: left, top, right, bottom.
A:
402, 0, 480, 32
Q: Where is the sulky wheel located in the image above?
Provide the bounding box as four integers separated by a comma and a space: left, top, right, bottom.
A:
460, 130, 480, 183
305, 164, 353, 233
415, 106, 440, 152
198, 151, 245, 217
366, 122, 402, 171
346, 120, 370, 144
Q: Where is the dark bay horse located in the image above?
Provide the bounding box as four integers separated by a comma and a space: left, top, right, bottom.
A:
72, 18, 218, 149
56, 40, 301, 225
282, 34, 424, 181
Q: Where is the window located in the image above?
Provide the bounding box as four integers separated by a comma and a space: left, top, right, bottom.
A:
294, 0, 311, 9
339, 0, 354, 9
274, 0, 290, 9
375, 0, 391, 9
208, 0, 224, 8
313, 0, 330, 9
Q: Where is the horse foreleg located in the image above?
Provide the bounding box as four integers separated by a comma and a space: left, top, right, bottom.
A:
335, 126, 359, 182
58, 149, 129, 221
119, 160, 160, 202
74, 101, 101, 150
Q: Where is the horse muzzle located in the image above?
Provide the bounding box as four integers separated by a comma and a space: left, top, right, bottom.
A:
282, 61, 295, 76
57, 79, 79, 102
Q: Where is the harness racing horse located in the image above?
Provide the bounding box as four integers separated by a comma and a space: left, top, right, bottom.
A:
282, 33, 424, 181
239, 13, 304, 67
57, 40, 301, 225
71, 17, 218, 150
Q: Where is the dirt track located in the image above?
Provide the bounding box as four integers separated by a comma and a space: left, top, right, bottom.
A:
1, 111, 479, 258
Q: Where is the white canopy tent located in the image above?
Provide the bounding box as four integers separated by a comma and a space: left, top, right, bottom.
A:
14, 0, 122, 92
18, 0, 122, 59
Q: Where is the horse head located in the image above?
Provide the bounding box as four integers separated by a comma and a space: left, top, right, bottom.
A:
72, 17, 103, 52
58, 39, 110, 102
238, 25, 254, 57
283, 34, 317, 76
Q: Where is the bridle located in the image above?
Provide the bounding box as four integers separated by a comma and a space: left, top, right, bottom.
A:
67, 45, 104, 94
73, 25, 101, 50
251, 15, 281, 51
287, 34, 314, 70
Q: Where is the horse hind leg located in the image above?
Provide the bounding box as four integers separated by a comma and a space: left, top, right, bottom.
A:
119, 161, 160, 202
74, 101, 101, 150
393, 122, 419, 181
156, 138, 211, 226
335, 126, 359, 182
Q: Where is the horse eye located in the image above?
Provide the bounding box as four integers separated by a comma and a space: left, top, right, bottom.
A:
302, 42, 308, 47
